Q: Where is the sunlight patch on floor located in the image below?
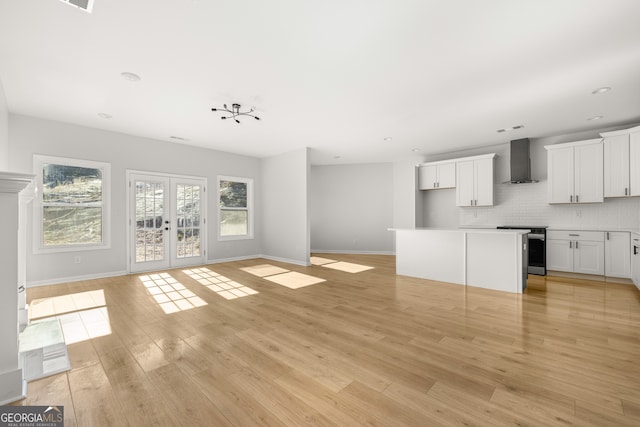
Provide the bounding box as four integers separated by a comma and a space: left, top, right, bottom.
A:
139, 273, 208, 314
310, 256, 337, 265
183, 267, 258, 300
321, 261, 374, 273
240, 264, 290, 277
29, 289, 106, 320
28, 290, 112, 345
264, 271, 326, 289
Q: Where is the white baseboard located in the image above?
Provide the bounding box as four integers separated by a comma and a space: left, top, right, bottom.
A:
311, 249, 395, 256
207, 254, 263, 264
0, 368, 25, 405
27, 270, 127, 288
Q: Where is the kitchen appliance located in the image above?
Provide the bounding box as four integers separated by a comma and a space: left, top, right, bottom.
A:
504, 138, 539, 184
497, 226, 547, 275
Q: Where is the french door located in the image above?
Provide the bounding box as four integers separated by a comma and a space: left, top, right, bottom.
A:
128, 172, 206, 273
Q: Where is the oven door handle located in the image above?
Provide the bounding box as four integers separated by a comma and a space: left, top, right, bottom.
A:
528, 233, 545, 240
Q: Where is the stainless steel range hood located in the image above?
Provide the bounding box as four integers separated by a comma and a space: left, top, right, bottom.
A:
504, 138, 538, 184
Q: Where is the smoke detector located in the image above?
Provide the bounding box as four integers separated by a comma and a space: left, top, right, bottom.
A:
59, 0, 94, 13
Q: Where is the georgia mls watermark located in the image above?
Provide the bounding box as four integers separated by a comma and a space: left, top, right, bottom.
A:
0, 406, 63, 427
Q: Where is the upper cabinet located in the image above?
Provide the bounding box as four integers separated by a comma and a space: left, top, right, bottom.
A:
418, 161, 456, 190
456, 154, 495, 207
601, 125, 640, 198
545, 138, 603, 204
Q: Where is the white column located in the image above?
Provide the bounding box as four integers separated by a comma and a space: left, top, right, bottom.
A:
0, 171, 34, 405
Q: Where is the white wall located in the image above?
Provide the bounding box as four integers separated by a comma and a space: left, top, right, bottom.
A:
420, 123, 640, 230
392, 161, 419, 229
0, 77, 8, 171
261, 148, 310, 265
311, 163, 394, 253
8, 114, 263, 285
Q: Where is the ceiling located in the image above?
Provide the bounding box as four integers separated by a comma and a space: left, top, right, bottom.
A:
1, 0, 639, 165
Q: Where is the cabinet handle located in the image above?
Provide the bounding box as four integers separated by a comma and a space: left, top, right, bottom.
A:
569, 234, 579, 236
606, 232, 610, 240
575, 241, 579, 249
625, 187, 628, 196
569, 241, 572, 249
576, 195, 579, 203
570, 195, 573, 203
635, 246, 638, 255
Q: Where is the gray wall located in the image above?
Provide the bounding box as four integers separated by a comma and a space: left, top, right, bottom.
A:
9, 114, 263, 285
311, 163, 394, 253
0, 77, 8, 171
261, 148, 310, 265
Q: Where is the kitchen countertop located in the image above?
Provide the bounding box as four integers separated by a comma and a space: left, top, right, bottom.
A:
389, 227, 530, 235
547, 227, 640, 233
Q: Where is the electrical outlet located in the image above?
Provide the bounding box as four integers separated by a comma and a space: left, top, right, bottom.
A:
74, 256, 81, 264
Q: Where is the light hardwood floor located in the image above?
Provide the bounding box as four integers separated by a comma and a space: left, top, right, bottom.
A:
13, 254, 640, 426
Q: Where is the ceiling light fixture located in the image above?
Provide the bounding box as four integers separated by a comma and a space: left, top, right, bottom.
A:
591, 87, 611, 94
497, 125, 524, 133
211, 103, 260, 123
120, 72, 141, 82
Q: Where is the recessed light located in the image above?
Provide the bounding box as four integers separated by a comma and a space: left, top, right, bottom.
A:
97, 113, 112, 119
587, 115, 603, 121
120, 72, 141, 82
591, 87, 611, 94
411, 148, 420, 153
383, 137, 393, 141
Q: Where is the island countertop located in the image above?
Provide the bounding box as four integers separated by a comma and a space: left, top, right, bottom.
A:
390, 228, 528, 293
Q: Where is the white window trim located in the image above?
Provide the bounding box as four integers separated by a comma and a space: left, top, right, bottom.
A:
33, 155, 111, 254
218, 175, 253, 241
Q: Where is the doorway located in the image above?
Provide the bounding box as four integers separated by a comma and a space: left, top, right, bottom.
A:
127, 172, 206, 273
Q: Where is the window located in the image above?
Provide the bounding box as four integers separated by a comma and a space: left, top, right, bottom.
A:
218, 176, 253, 239
34, 155, 110, 252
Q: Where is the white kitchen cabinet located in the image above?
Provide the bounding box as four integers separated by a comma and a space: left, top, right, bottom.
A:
418, 161, 456, 190
632, 234, 640, 289
601, 126, 640, 198
455, 154, 495, 207
545, 139, 603, 204
604, 231, 631, 279
603, 134, 630, 197
630, 130, 640, 197
546, 230, 604, 275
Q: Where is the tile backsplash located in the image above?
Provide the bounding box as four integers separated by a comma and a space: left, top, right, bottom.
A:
458, 180, 640, 230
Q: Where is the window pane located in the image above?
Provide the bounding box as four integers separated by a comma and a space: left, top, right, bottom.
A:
219, 181, 247, 208
43, 164, 102, 203
43, 206, 102, 245
220, 210, 248, 236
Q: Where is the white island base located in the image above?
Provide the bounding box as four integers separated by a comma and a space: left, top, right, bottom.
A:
392, 228, 529, 293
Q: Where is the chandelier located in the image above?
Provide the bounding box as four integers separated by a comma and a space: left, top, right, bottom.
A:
211, 103, 260, 123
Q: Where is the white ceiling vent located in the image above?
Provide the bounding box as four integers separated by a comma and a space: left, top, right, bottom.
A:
59, 0, 94, 13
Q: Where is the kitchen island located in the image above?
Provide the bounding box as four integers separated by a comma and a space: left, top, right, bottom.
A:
390, 228, 529, 293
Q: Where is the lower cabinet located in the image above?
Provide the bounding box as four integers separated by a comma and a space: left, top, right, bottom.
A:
605, 231, 631, 279
546, 231, 605, 275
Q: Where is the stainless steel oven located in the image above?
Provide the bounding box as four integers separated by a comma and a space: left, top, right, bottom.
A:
497, 226, 547, 275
